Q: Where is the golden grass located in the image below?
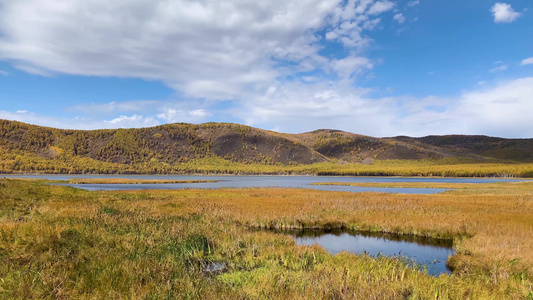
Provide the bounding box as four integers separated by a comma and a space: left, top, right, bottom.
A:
312, 180, 533, 191
67, 178, 217, 184
1, 178, 533, 298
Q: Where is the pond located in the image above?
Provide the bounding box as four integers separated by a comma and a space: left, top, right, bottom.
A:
287, 229, 455, 276
3, 174, 524, 194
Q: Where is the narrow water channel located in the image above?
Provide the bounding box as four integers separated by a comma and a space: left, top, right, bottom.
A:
5, 174, 526, 194
285, 229, 455, 276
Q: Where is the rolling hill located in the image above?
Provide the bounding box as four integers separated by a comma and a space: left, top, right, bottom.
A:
0, 119, 531, 175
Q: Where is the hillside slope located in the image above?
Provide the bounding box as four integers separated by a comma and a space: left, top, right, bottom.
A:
0, 119, 531, 175
0, 120, 326, 165
293, 130, 478, 163
393, 135, 533, 161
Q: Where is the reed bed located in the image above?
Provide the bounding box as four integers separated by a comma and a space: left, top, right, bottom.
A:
67, 178, 217, 184
312, 180, 533, 190
0, 179, 532, 299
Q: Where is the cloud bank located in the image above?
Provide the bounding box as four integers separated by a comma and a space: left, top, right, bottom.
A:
0, 1, 531, 138
0, 0, 392, 99
2, 77, 532, 137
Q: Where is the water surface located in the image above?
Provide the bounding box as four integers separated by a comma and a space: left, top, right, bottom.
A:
3, 174, 524, 194
289, 229, 455, 276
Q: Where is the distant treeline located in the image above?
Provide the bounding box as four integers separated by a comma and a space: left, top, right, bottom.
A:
1, 151, 531, 178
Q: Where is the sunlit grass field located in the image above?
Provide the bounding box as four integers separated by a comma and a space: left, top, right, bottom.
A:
1, 179, 532, 299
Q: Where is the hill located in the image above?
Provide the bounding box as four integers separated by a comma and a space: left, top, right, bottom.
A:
0, 119, 531, 176
393, 135, 533, 161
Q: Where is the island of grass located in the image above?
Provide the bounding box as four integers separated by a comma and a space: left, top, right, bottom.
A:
67, 178, 218, 184
311, 180, 533, 191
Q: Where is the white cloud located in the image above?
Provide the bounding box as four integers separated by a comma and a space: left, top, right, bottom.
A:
234, 80, 399, 136
407, 0, 419, 7
325, 31, 338, 40
323, 0, 395, 49
489, 64, 508, 72
103, 115, 160, 128
13, 64, 53, 77
362, 18, 382, 30
453, 77, 533, 137
0, 110, 60, 128
521, 57, 533, 66
0, 69, 8, 76
332, 56, 373, 79
0, 0, 403, 132
393, 13, 405, 24
0, 109, 90, 129
0, 110, 160, 130
491, 3, 521, 23
2, 77, 533, 137
231, 77, 533, 138
367, 1, 395, 15
0, 0, 396, 102
68, 100, 160, 115
156, 108, 211, 123
189, 109, 210, 118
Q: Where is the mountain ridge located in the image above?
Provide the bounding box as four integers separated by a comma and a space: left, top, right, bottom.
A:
0, 119, 531, 175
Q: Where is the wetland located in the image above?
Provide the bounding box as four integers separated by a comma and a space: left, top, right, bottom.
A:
0, 176, 532, 298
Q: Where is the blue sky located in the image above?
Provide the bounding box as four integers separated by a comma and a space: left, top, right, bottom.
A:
0, 0, 532, 137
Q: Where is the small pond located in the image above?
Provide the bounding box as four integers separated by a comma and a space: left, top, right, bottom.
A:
285, 229, 455, 276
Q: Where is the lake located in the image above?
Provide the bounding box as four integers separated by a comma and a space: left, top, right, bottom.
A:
2, 174, 524, 194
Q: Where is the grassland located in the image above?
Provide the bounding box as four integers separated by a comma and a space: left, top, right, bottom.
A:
1, 179, 533, 299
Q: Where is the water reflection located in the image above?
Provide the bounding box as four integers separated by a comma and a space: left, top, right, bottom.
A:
281, 229, 455, 276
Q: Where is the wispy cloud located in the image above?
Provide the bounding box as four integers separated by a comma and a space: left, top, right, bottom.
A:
491, 3, 521, 23
0, 109, 161, 130
393, 13, 406, 24
521, 57, 533, 66
157, 108, 212, 123
367, 1, 395, 15
68, 100, 161, 115
489, 64, 508, 72
104, 115, 160, 128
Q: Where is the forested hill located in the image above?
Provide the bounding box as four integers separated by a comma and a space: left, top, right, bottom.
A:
0, 119, 531, 175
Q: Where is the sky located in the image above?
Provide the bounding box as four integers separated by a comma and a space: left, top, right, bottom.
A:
0, 0, 532, 138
